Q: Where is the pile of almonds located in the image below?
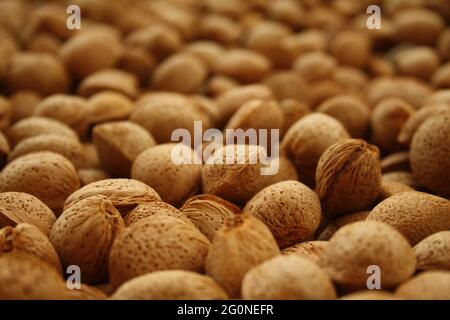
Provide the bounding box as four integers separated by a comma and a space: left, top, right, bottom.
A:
0, 0, 449, 300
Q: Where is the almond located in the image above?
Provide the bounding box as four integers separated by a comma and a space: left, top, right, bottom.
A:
110, 270, 228, 300
205, 214, 280, 298
124, 201, 190, 227
86, 91, 134, 126
242, 255, 336, 300
395, 270, 450, 300
318, 211, 369, 241
413, 231, 450, 271
77, 169, 110, 187
78, 69, 138, 98
316, 139, 381, 218
50, 195, 126, 284
0, 152, 80, 214
281, 241, 328, 266
65, 284, 108, 300
243, 180, 321, 248
367, 191, 450, 245
109, 215, 211, 289
322, 220, 416, 289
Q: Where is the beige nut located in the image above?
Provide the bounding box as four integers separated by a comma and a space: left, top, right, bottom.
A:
414, 231, 450, 271
395, 270, 450, 300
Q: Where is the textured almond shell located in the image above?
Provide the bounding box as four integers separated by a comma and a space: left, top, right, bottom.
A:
0, 223, 61, 273
93, 121, 156, 177
0, 252, 66, 299
321, 221, 416, 288
124, 201, 190, 227
109, 215, 211, 289
318, 211, 369, 241
180, 194, 240, 241
243, 180, 321, 248
413, 231, 450, 271
242, 255, 336, 300
395, 270, 450, 300
110, 270, 228, 300
282, 241, 329, 266
205, 214, 280, 298
316, 139, 381, 218
86, 91, 133, 125
380, 151, 411, 173
78, 69, 138, 98
0, 192, 56, 236
65, 284, 108, 300
77, 168, 110, 186
64, 178, 161, 215
410, 114, 450, 196
9, 134, 85, 169
131, 143, 201, 206
367, 191, 450, 245
50, 195, 126, 284
0, 151, 80, 214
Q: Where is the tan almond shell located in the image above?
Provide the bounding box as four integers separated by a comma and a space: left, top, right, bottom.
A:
124, 201, 191, 227
377, 180, 414, 202
110, 270, 228, 300
0, 151, 80, 214
77, 168, 110, 187
281, 113, 350, 186
317, 95, 370, 138
151, 53, 207, 94
180, 194, 240, 241
130, 95, 211, 144
64, 178, 161, 216
215, 49, 271, 83
205, 214, 280, 298
86, 91, 134, 126
367, 191, 450, 245
382, 171, 421, 189
59, 32, 122, 79
398, 104, 450, 146
0, 252, 67, 299
117, 46, 155, 85
216, 84, 273, 127
0, 96, 11, 130
0, 223, 61, 273
281, 241, 329, 266
80, 143, 101, 169
318, 211, 370, 241
183, 41, 225, 71
243, 180, 321, 248
413, 231, 450, 271
6, 116, 78, 147
201, 144, 279, 204
131, 143, 201, 206
279, 99, 310, 135
242, 255, 336, 300
263, 71, 310, 104
322, 220, 416, 288
65, 284, 108, 300
316, 139, 381, 218
395, 270, 450, 300
0, 192, 56, 236
370, 98, 414, 152
224, 99, 284, 133
50, 195, 126, 284
380, 151, 411, 173
109, 215, 211, 289
340, 291, 400, 300
93, 121, 156, 177
410, 114, 450, 196
8, 134, 85, 169
78, 69, 139, 98
33, 94, 89, 136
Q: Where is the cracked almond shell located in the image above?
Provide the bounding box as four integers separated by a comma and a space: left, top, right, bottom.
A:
367, 191, 450, 245
109, 215, 211, 289
180, 194, 240, 241
0, 151, 80, 214
413, 231, 450, 271
316, 139, 381, 218
242, 255, 336, 300
410, 114, 450, 196
64, 178, 161, 216
321, 221, 416, 289
50, 195, 126, 284
205, 214, 280, 298
110, 270, 228, 300
243, 180, 321, 248
93, 121, 156, 177
0, 223, 61, 273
